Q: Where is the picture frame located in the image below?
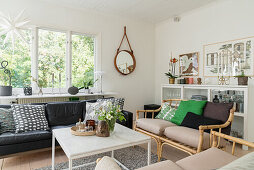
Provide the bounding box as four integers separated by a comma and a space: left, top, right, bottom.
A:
179, 52, 199, 76
203, 36, 254, 77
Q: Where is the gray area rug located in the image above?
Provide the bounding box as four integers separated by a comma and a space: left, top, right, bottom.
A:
36, 146, 164, 170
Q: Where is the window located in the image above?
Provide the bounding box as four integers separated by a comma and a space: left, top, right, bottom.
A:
0, 30, 31, 88
0, 27, 97, 92
38, 29, 66, 88
72, 34, 95, 87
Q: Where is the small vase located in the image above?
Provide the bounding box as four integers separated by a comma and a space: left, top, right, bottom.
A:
106, 119, 116, 133
38, 88, 43, 96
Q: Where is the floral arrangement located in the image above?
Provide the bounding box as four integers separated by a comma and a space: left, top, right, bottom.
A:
96, 102, 125, 132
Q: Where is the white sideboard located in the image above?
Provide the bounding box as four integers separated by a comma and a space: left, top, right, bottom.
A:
161, 84, 253, 149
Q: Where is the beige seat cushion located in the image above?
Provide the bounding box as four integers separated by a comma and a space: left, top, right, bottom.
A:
136, 160, 183, 170
136, 118, 177, 136
176, 147, 237, 170
164, 126, 227, 149
164, 126, 211, 149
95, 156, 121, 170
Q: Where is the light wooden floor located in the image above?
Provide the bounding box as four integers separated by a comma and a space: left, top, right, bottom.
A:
0, 140, 253, 170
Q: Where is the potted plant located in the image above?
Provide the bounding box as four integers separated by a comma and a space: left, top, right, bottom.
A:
0, 61, 12, 96
234, 71, 249, 85
96, 102, 125, 133
165, 72, 178, 84
165, 54, 178, 84
79, 79, 98, 94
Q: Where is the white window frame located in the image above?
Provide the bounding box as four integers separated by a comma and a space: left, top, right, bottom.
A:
12, 27, 101, 95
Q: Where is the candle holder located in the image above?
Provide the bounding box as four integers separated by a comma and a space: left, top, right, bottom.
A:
58, 73, 61, 94
52, 73, 54, 94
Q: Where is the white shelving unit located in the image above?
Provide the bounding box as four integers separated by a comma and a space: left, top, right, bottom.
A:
161, 84, 253, 149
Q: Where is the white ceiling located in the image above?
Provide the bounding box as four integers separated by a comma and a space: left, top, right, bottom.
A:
41, 0, 215, 23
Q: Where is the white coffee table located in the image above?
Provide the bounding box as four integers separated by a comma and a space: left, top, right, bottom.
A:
52, 123, 151, 170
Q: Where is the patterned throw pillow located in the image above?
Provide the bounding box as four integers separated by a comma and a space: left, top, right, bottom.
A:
0, 108, 16, 134
11, 104, 49, 133
114, 98, 125, 111
97, 98, 125, 111
85, 101, 108, 122
97, 98, 115, 104
156, 103, 176, 122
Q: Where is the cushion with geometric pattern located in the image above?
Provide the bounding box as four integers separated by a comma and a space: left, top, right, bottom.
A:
156, 103, 177, 122
85, 101, 108, 122
11, 104, 49, 133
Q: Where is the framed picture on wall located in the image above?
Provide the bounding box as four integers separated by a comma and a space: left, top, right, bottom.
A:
179, 52, 199, 76
203, 36, 254, 77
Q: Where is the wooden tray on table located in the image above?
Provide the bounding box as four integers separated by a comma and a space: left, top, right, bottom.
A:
70, 126, 96, 136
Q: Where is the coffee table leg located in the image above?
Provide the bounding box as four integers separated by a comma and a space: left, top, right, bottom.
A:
69, 159, 72, 170
52, 134, 55, 170
112, 150, 114, 158
148, 140, 151, 165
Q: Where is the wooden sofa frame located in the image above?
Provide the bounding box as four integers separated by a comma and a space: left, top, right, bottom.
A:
135, 99, 235, 161
212, 131, 254, 154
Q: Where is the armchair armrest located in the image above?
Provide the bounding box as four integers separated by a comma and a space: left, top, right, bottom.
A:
212, 131, 254, 155
197, 108, 235, 153
136, 107, 161, 120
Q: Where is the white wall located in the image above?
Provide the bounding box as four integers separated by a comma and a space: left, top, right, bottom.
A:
154, 0, 254, 103
0, 0, 155, 115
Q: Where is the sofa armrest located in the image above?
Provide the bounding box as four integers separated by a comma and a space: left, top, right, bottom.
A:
116, 110, 133, 129
197, 108, 235, 153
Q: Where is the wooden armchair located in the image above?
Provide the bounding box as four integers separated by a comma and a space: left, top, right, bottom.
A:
135, 99, 235, 161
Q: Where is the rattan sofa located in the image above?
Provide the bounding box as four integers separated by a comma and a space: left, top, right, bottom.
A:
134, 99, 235, 161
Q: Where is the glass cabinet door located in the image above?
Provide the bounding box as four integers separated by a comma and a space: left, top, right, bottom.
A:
210, 90, 244, 113
162, 87, 181, 100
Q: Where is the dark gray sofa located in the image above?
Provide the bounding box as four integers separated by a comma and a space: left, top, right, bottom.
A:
0, 99, 133, 158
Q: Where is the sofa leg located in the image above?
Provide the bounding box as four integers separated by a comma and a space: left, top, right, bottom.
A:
197, 129, 204, 153
158, 140, 162, 162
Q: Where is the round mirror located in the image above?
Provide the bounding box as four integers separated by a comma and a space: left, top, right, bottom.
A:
114, 50, 136, 75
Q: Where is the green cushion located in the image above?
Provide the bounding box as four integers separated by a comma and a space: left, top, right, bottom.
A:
156, 103, 176, 121
171, 100, 207, 125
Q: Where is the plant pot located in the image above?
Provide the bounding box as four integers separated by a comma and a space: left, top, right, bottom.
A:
84, 89, 91, 94
23, 87, 32, 95
169, 78, 175, 84
0, 86, 12, 96
68, 86, 79, 95
237, 77, 248, 85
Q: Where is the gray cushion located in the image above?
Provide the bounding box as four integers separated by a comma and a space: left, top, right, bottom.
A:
219, 151, 254, 170
203, 102, 233, 122
136, 118, 177, 136
176, 147, 237, 170
0, 130, 51, 145
0, 108, 16, 134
